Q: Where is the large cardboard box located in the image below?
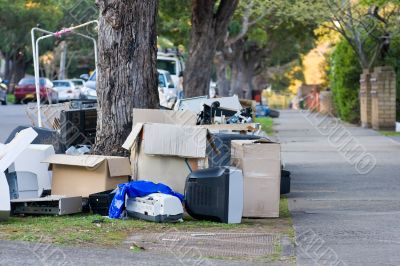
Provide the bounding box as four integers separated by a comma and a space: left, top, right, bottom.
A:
123, 113, 207, 193
43, 155, 131, 197
133, 142, 200, 194
231, 139, 281, 218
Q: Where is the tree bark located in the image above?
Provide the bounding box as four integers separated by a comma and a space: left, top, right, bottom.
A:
184, 0, 239, 98
214, 52, 230, 96
94, 0, 159, 156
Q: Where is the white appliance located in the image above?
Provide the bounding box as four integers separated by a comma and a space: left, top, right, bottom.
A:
9, 144, 55, 197
126, 193, 183, 222
0, 128, 38, 220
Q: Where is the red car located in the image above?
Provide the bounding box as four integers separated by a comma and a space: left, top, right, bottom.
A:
14, 78, 58, 104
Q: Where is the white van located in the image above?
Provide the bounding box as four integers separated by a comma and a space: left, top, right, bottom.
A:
157, 52, 185, 87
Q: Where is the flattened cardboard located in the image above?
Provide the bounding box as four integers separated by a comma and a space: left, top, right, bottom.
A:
122, 123, 143, 150
132, 109, 197, 126
143, 123, 207, 158
123, 123, 208, 159
231, 139, 281, 218
44, 155, 131, 197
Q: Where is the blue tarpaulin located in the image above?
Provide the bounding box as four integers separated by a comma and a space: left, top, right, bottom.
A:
109, 180, 184, 219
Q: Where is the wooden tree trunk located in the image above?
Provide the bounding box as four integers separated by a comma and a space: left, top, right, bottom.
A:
184, 0, 238, 98
214, 52, 231, 96
94, 0, 159, 156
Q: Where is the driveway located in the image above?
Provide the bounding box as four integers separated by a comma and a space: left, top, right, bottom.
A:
277, 110, 400, 265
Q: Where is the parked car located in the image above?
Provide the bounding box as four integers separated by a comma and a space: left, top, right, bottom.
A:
70, 79, 85, 89
158, 69, 177, 109
157, 52, 185, 88
52, 80, 80, 102
79, 72, 97, 100
14, 78, 58, 104
0, 78, 7, 105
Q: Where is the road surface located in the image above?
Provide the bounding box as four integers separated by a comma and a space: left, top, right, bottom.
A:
277, 110, 400, 265
0, 105, 31, 142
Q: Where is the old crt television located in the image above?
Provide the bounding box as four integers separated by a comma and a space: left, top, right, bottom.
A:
184, 167, 243, 224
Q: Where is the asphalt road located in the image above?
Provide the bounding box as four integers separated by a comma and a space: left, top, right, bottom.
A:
0, 104, 31, 142
277, 110, 400, 265
0, 240, 274, 266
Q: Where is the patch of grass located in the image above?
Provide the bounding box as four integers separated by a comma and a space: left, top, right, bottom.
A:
0, 214, 248, 247
7, 93, 15, 104
380, 130, 400, 137
255, 117, 274, 135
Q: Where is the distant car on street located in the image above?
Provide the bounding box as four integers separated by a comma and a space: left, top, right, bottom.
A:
14, 78, 58, 104
157, 52, 185, 87
52, 80, 80, 102
158, 69, 177, 109
0, 78, 7, 105
70, 79, 85, 89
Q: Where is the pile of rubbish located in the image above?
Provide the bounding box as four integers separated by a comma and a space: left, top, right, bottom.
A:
0, 96, 290, 223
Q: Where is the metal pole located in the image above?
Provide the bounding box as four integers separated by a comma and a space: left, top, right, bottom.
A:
32, 21, 98, 127
31, 28, 54, 128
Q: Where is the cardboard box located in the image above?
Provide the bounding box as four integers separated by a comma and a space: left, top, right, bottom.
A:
124, 123, 208, 159
132, 109, 197, 126
231, 139, 281, 218
43, 155, 131, 197
133, 142, 199, 194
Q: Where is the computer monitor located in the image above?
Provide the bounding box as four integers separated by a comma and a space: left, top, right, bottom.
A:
184, 166, 243, 224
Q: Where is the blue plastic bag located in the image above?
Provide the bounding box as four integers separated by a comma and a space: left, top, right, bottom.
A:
109, 180, 184, 219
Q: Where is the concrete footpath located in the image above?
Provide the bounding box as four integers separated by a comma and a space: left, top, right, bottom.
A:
276, 110, 400, 266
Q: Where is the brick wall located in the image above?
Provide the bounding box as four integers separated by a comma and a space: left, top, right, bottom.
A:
360, 69, 372, 128
371, 66, 397, 130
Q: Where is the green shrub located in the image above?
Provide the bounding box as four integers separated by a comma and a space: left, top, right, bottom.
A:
328, 40, 362, 124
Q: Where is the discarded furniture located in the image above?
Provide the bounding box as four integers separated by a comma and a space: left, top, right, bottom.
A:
11, 195, 82, 216
0, 128, 38, 220
185, 167, 243, 224
126, 193, 183, 222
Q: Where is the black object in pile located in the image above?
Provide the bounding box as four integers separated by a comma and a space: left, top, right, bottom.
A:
207, 133, 261, 167
185, 167, 230, 223
60, 108, 97, 147
89, 190, 116, 216
281, 170, 291, 194
5, 126, 64, 154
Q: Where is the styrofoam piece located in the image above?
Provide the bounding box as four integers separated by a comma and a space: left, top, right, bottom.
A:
10, 144, 55, 196
0, 128, 38, 219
